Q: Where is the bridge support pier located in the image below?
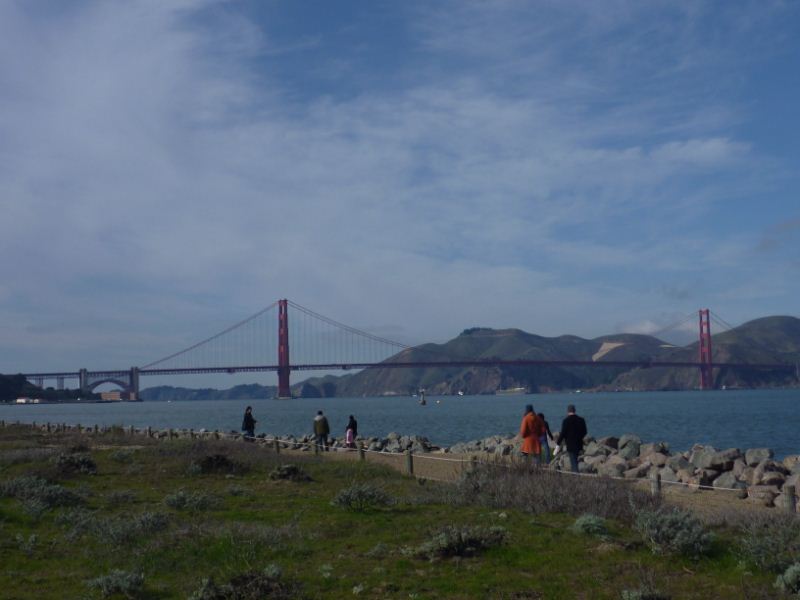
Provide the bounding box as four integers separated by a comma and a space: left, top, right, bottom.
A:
79, 368, 89, 396
698, 309, 714, 390
129, 367, 140, 400
277, 299, 291, 398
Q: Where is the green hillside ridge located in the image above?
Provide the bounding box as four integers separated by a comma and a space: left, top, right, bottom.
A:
136, 316, 800, 399
295, 316, 800, 397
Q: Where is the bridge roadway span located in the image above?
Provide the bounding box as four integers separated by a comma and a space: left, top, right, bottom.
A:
23, 358, 796, 380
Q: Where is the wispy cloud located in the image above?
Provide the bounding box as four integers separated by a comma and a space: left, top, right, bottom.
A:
0, 1, 798, 379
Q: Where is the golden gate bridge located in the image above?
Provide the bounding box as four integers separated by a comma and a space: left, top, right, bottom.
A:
20, 300, 797, 398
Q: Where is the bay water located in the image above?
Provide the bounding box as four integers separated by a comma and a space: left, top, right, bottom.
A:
2, 388, 798, 458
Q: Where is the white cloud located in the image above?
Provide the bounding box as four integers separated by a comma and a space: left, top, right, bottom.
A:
0, 1, 797, 379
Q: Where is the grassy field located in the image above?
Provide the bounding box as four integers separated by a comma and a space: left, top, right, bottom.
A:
0, 424, 793, 599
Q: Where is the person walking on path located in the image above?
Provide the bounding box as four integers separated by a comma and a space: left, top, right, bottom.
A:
557, 404, 587, 473
345, 415, 358, 449
241, 406, 257, 441
537, 412, 555, 465
313, 410, 330, 451
518, 404, 545, 464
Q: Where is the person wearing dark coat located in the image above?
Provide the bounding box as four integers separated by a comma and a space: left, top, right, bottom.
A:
345, 415, 358, 449
557, 404, 587, 473
313, 410, 331, 451
241, 406, 257, 441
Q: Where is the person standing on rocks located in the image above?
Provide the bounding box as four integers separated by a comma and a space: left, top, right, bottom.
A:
241, 406, 257, 442
345, 415, 358, 449
557, 404, 587, 473
314, 410, 330, 451
518, 404, 545, 464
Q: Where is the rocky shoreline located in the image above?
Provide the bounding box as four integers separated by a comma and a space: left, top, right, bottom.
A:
265, 430, 799, 509
9, 420, 799, 510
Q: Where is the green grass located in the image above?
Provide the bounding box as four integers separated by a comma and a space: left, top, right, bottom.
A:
0, 425, 782, 599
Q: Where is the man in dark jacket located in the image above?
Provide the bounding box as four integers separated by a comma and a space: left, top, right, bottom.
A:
557, 404, 587, 473
313, 410, 330, 451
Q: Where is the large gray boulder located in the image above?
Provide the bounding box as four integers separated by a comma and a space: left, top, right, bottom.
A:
783, 455, 800, 472
596, 436, 619, 449
689, 446, 718, 469
597, 455, 627, 478
659, 467, 680, 483
760, 471, 786, 487
745, 448, 773, 466
667, 455, 690, 472
618, 434, 641, 449
624, 463, 651, 479
583, 441, 614, 458
639, 442, 669, 456
748, 484, 780, 507
713, 471, 740, 489
619, 441, 641, 461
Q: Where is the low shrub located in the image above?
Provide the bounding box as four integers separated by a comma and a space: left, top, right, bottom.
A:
192, 454, 246, 475
330, 483, 393, 512
448, 462, 660, 524
164, 489, 221, 512
571, 514, 609, 537
188, 569, 302, 600
86, 569, 144, 598
106, 490, 138, 505
56, 453, 97, 475
775, 563, 800, 596
415, 525, 508, 559
0, 447, 58, 466
365, 542, 391, 559
634, 507, 712, 559
99, 511, 170, 545
737, 512, 800, 573
269, 464, 312, 482
0, 475, 84, 509
226, 484, 250, 497
15, 533, 37, 557
110, 449, 135, 464
620, 589, 671, 600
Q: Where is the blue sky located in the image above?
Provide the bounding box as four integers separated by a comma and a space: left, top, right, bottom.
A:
0, 1, 798, 387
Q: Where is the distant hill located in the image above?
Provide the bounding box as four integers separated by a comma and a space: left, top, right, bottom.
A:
294, 316, 800, 396
136, 316, 800, 400
140, 383, 277, 401
0, 373, 90, 402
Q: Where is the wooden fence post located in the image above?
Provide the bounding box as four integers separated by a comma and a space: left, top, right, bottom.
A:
405, 450, 414, 476
650, 471, 661, 497
359, 444, 366, 462
274, 439, 281, 454
783, 485, 797, 513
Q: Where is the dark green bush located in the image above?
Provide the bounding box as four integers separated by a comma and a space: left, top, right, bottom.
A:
164, 489, 221, 512
571, 513, 609, 537
634, 507, 712, 559
415, 525, 508, 559
737, 512, 800, 573
86, 569, 144, 598
0, 475, 83, 509
330, 483, 393, 512
188, 569, 302, 600
775, 563, 800, 596
56, 453, 97, 475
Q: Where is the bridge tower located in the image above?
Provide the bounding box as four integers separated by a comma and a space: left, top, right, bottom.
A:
277, 299, 291, 398
129, 367, 140, 400
698, 309, 713, 390
79, 368, 89, 396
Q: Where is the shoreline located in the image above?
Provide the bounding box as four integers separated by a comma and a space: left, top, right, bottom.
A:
4, 419, 798, 512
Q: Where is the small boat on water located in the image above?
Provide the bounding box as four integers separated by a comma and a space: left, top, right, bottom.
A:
495, 387, 529, 396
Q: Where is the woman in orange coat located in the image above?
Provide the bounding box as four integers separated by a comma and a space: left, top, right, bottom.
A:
519, 404, 544, 463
